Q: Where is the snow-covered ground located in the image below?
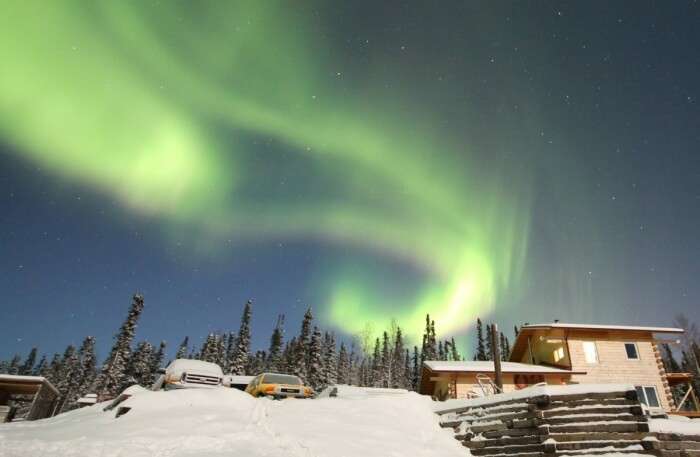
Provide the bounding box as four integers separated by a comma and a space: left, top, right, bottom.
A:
0, 385, 465, 457
650, 415, 700, 436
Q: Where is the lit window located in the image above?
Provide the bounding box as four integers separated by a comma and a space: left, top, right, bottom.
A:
624, 343, 639, 360
553, 347, 565, 362
635, 385, 660, 408
582, 341, 598, 363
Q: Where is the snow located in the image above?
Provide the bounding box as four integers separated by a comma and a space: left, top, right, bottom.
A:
649, 417, 700, 435
520, 323, 683, 334
433, 383, 636, 414
424, 360, 577, 373
0, 385, 466, 457
164, 359, 224, 377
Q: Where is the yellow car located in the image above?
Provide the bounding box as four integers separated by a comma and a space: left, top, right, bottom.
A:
245, 373, 314, 399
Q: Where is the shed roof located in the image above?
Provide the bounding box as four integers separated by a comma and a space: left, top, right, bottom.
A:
0, 374, 59, 396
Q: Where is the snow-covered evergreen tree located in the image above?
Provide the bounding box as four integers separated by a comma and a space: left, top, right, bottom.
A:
46, 353, 62, 385
379, 331, 390, 387
57, 345, 81, 412
449, 337, 460, 361
151, 341, 166, 375
77, 336, 97, 398
391, 327, 405, 388
411, 346, 420, 391
322, 332, 337, 386
94, 293, 145, 399
268, 315, 284, 372
307, 326, 324, 389
337, 342, 350, 385
475, 318, 487, 361
293, 308, 313, 380
229, 300, 252, 375
370, 337, 381, 387
175, 336, 189, 360
403, 348, 412, 390
421, 314, 437, 362
7, 355, 21, 375
438, 341, 445, 361
33, 354, 48, 376
125, 341, 154, 388
19, 347, 37, 375
224, 331, 236, 371
201, 333, 218, 363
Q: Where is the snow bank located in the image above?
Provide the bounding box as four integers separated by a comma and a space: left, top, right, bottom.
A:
433, 383, 635, 414
649, 416, 700, 436
0, 386, 465, 457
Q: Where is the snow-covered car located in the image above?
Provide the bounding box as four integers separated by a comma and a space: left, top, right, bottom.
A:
245, 373, 313, 399
152, 359, 224, 390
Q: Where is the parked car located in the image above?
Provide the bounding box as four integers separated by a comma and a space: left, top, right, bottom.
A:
245, 373, 313, 399
152, 359, 224, 390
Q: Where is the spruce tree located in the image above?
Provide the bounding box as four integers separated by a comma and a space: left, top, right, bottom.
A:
58, 345, 81, 412
411, 346, 420, 391
95, 293, 145, 399
297, 308, 313, 379
337, 342, 350, 385
438, 341, 445, 361
370, 337, 381, 387
201, 333, 217, 363
33, 355, 48, 377
391, 327, 406, 388
485, 324, 494, 361
7, 354, 21, 375
224, 332, 236, 370
46, 353, 62, 385
268, 315, 284, 372
77, 336, 97, 398
475, 318, 487, 361
20, 347, 38, 375
176, 336, 189, 360
229, 300, 252, 375
322, 332, 338, 386
126, 341, 154, 388
307, 326, 324, 389
403, 348, 412, 390
151, 341, 166, 375
421, 314, 438, 361
500, 333, 511, 361
450, 337, 460, 361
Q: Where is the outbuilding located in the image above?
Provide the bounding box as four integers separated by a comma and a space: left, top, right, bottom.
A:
0, 374, 59, 422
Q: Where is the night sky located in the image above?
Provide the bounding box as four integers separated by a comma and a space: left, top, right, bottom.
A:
1, 1, 698, 361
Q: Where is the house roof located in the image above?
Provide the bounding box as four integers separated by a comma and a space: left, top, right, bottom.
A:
520, 323, 684, 334
423, 360, 583, 374
509, 322, 684, 362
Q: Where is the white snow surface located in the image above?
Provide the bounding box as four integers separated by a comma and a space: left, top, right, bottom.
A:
433, 383, 635, 414
0, 385, 465, 457
649, 416, 700, 435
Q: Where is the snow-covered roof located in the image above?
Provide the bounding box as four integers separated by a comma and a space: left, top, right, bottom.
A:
520, 322, 684, 334
166, 359, 224, 376
0, 374, 59, 395
225, 375, 254, 385
423, 360, 581, 374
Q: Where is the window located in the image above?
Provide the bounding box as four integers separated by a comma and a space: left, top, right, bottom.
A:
553, 346, 566, 363
582, 341, 598, 363
635, 385, 660, 408
624, 343, 639, 360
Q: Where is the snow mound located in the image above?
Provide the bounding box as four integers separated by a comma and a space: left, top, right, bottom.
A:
649, 417, 700, 435
0, 387, 464, 457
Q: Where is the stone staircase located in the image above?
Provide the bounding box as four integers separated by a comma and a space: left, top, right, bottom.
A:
438, 386, 657, 457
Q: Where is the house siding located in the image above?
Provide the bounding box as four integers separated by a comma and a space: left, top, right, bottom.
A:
432, 373, 571, 399
567, 333, 673, 410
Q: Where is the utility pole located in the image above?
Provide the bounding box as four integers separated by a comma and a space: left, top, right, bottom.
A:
491, 323, 503, 390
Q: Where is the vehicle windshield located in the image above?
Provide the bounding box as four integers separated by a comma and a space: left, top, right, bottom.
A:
262, 374, 302, 385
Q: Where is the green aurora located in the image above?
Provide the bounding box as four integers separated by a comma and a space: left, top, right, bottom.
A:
0, 1, 532, 343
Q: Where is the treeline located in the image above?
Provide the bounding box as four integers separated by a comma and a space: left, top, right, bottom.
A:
0, 293, 513, 412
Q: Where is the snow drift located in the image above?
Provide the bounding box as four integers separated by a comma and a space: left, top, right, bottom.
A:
0, 385, 464, 457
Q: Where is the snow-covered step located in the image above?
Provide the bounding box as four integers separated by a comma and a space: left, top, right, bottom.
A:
553, 439, 647, 452
548, 432, 651, 443
469, 442, 544, 455
542, 404, 644, 418
547, 421, 650, 434
545, 413, 642, 425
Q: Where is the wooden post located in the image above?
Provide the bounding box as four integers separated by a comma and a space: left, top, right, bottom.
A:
491, 323, 503, 390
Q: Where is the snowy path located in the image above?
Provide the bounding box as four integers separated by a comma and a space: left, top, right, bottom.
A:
0, 387, 465, 457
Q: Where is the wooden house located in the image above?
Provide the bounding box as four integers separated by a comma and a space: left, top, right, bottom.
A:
420, 322, 688, 415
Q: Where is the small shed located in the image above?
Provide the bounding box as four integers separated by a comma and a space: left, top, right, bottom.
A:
224, 375, 254, 391
0, 375, 60, 422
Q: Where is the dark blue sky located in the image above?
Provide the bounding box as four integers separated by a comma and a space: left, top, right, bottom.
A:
1, 1, 698, 362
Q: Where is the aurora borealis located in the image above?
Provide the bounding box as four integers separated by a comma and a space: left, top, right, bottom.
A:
1, 1, 698, 357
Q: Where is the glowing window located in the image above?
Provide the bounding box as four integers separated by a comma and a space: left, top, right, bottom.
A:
582, 341, 598, 363
553, 347, 566, 362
